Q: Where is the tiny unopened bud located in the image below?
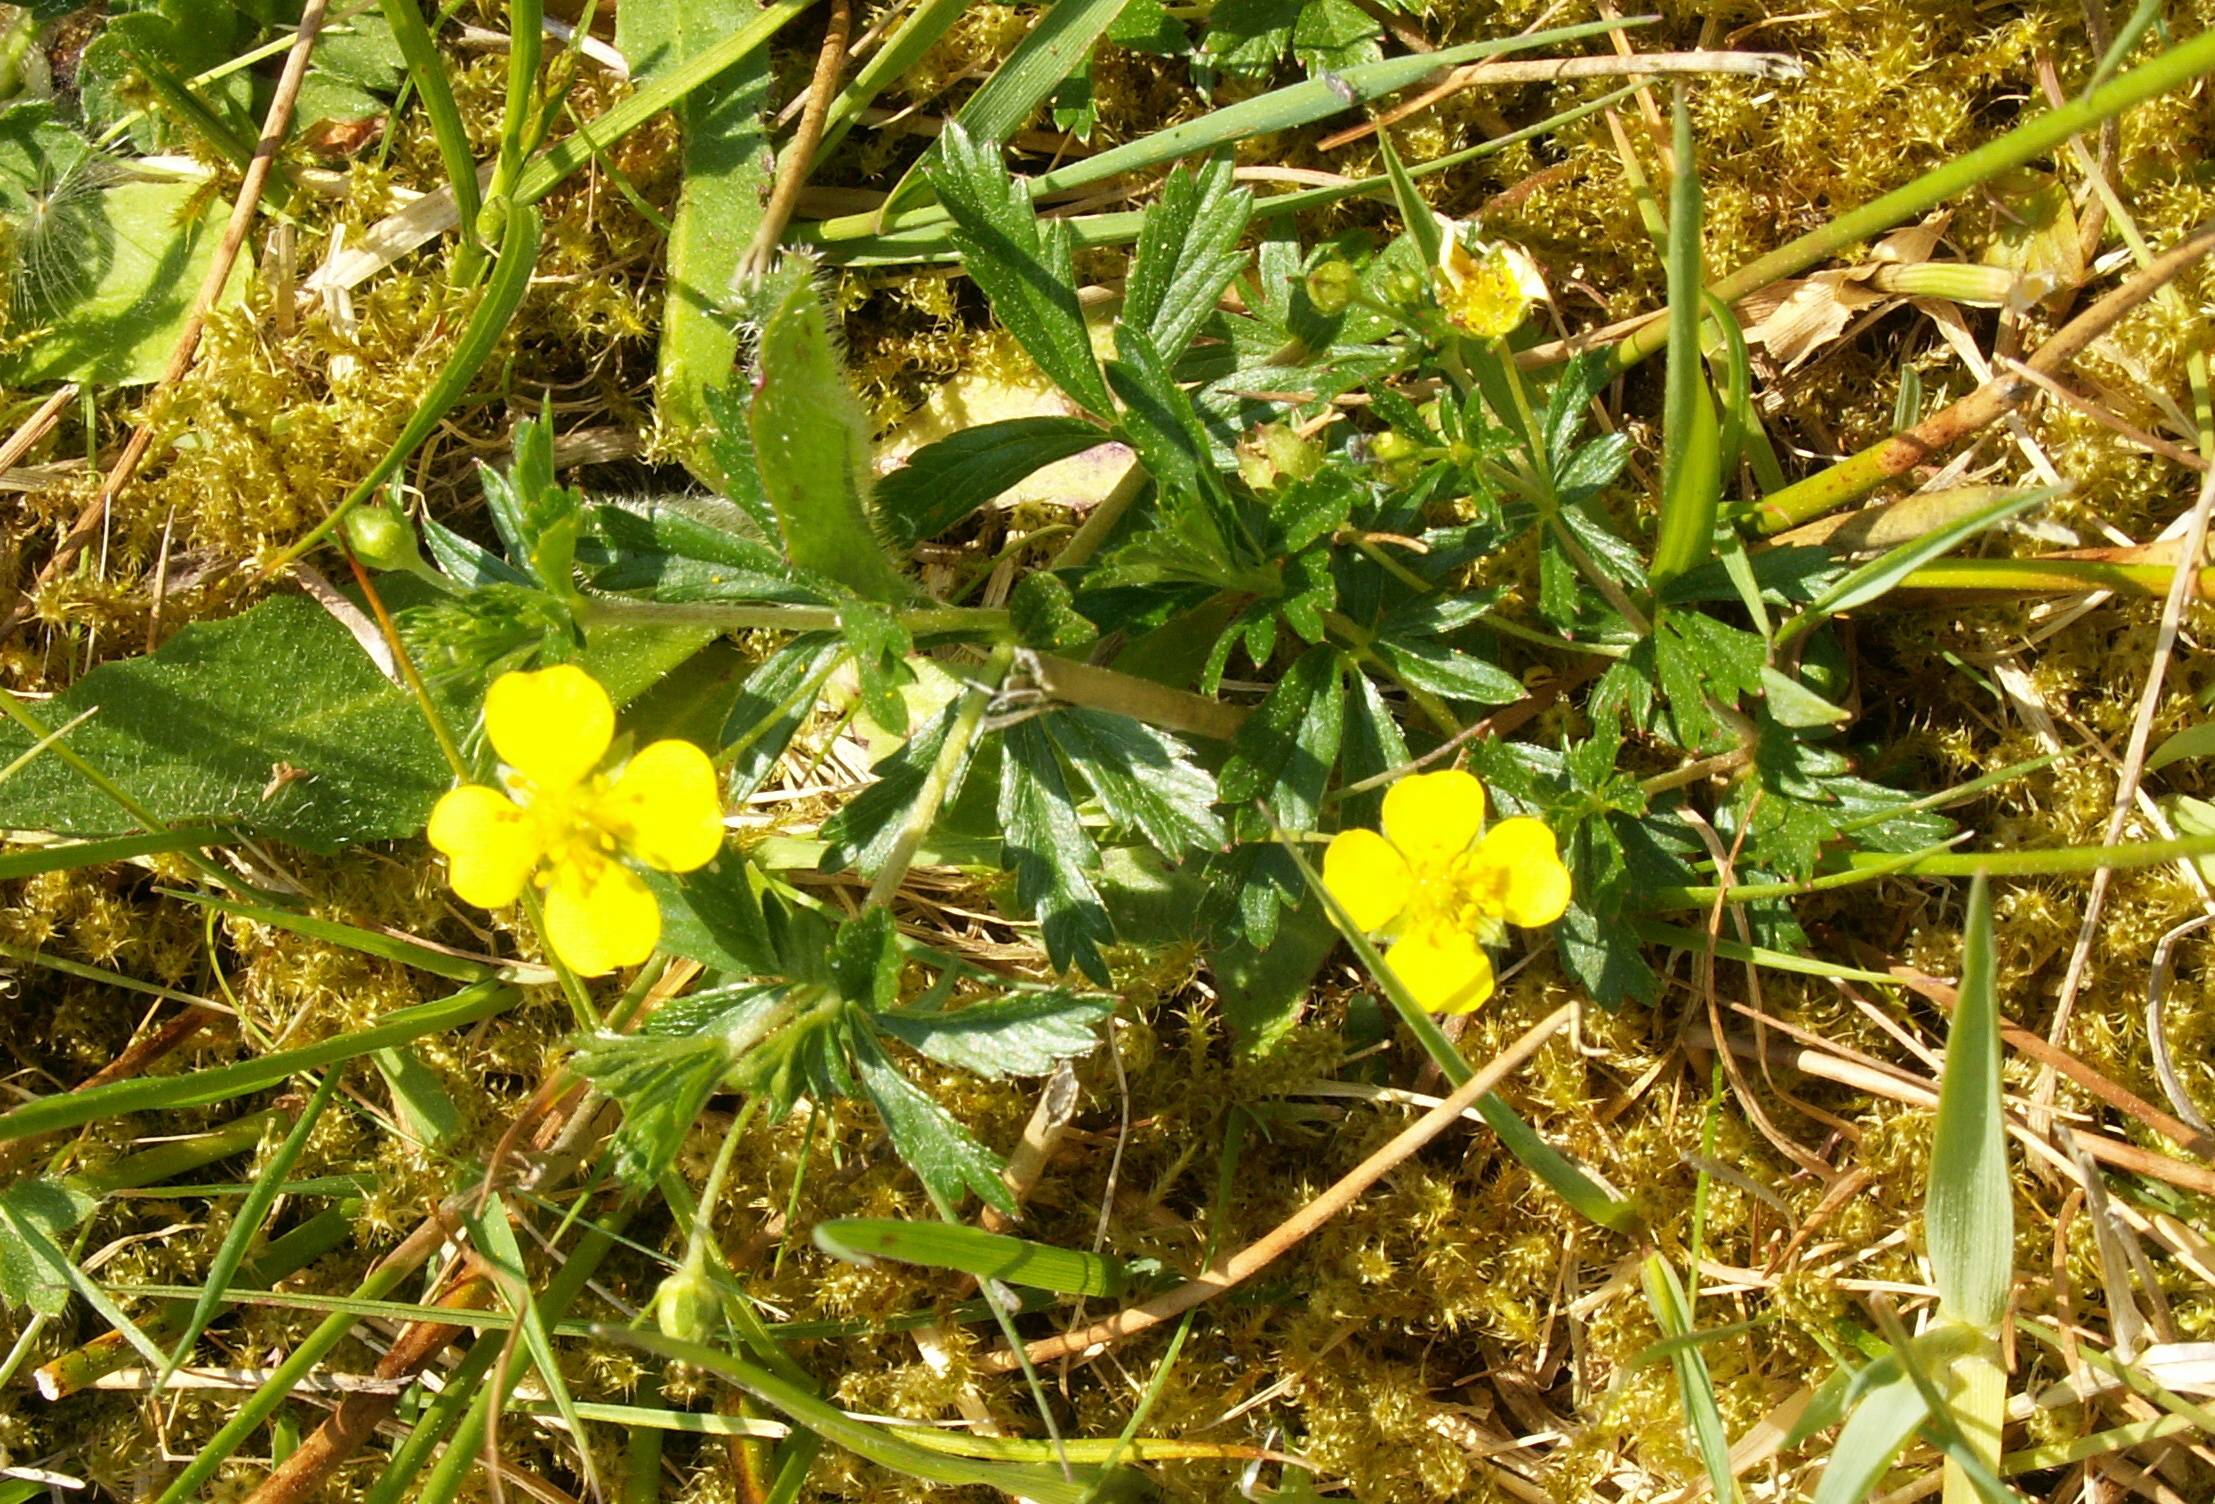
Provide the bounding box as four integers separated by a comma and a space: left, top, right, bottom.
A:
1304, 259, 1358, 316
343, 506, 421, 572
1239, 423, 1321, 491
653, 1260, 720, 1345
1384, 267, 1428, 308
1368, 429, 1425, 483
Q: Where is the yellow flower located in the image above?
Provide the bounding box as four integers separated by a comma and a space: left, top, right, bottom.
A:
1434, 217, 1547, 339
427, 664, 724, 976
1322, 769, 1570, 1014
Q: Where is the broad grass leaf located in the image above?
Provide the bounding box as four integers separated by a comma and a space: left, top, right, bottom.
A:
1929, 873, 2012, 1330
815, 1218, 1126, 1297
1641, 1256, 1736, 1504
1810, 1372, 1928, 1504
620, 0, 772, 491
0, 593, 465, 851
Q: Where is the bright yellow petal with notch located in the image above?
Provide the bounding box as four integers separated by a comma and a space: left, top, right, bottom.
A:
1384, 920, 1494, 1014
1477, 817, 1572, 926
1380, 769, 1485, 872
601, 739, 724, 872
427, 785, 542, 908
485, 664, 614, 792
543, 857, 660, 976
1322, 828, 1412, 934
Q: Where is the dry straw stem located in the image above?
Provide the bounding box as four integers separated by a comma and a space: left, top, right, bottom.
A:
2043, 463, 2215, 1084
0, 0, 331, 646
1752, 216, 2215, 532
1314, 50, 1801, 153
974, 1006, 1572, 1375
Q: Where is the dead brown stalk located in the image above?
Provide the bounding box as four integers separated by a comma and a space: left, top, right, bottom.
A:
974, 1006, 1572, 1374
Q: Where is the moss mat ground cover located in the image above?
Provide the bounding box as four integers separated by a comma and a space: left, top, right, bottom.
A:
3, 1, 2215, 1500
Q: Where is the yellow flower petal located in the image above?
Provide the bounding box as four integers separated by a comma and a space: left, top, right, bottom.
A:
485, 664, 614, 792
428, 784, 542, 908
1385, 920, 1495, 1014
600, 739, 725, 872
543, 855, 660, 976
1380, 769, 1486, 872
1323, 827, 1413, 934
1475, 817, 1572, 927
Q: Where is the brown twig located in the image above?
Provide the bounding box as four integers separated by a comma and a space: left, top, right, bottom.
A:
736, 0, 851, 286
974, 1007, 1571, 1374
0, 1, 329, 647
1751, 216, 2215, 532
238, 1260, 491, 1504
0, 383, 77, 475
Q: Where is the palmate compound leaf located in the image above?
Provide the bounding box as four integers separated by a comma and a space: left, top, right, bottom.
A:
1122, 155, 1253, 364
571, 983, 796, 1185
0, 593, 462, 851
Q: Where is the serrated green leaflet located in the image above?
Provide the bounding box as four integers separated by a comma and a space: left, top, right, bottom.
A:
877, 416, 1107, 547
998, 717, 1113, 985
1123, 156, 1253, 363
848, 1023, 1017, 1215
927, 121, 1114, 418
0, 595, 463, 851
815, 1217, 1127, 1297
875, 987, 1114, 1076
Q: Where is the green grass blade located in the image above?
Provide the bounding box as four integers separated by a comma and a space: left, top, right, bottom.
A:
1776, 485, 2061, 643
876, 0, 1130, 220
381, 0, 480, 256
269, 204, 543, 571
1641, 1255, 1737, 1504
805, 18, 1644, 250
160, 889, 521, 982
0, 981, 517, 1143
1376, 131, 1441, 271
465, 1194, 602, 1502
156, 1070, 339, 1389
1612, 26, 2215, 371
811, 0, 975, 168
2, 1211, 170, 1371
626, 0, 773, 490
1928, 874, 2011, 1328
1629, 918, 1904, 981
599, 1326, 1100, 1502
1650, 87, 1720, 590
814, 1217, 1128, 1297
0, 937, 229, 1013
1810, 1372, 1929, 1504
513, 0, 813, 208
0, 826, 228, 879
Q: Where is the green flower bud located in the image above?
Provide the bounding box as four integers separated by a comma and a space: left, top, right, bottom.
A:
1237, 423, 1322, 492
1304, 259, 1358, 316
653, 1259, 720, 1345
343, 506, 422, 572
1368, 430, 1424, 484
1383, 267, 1428, 308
